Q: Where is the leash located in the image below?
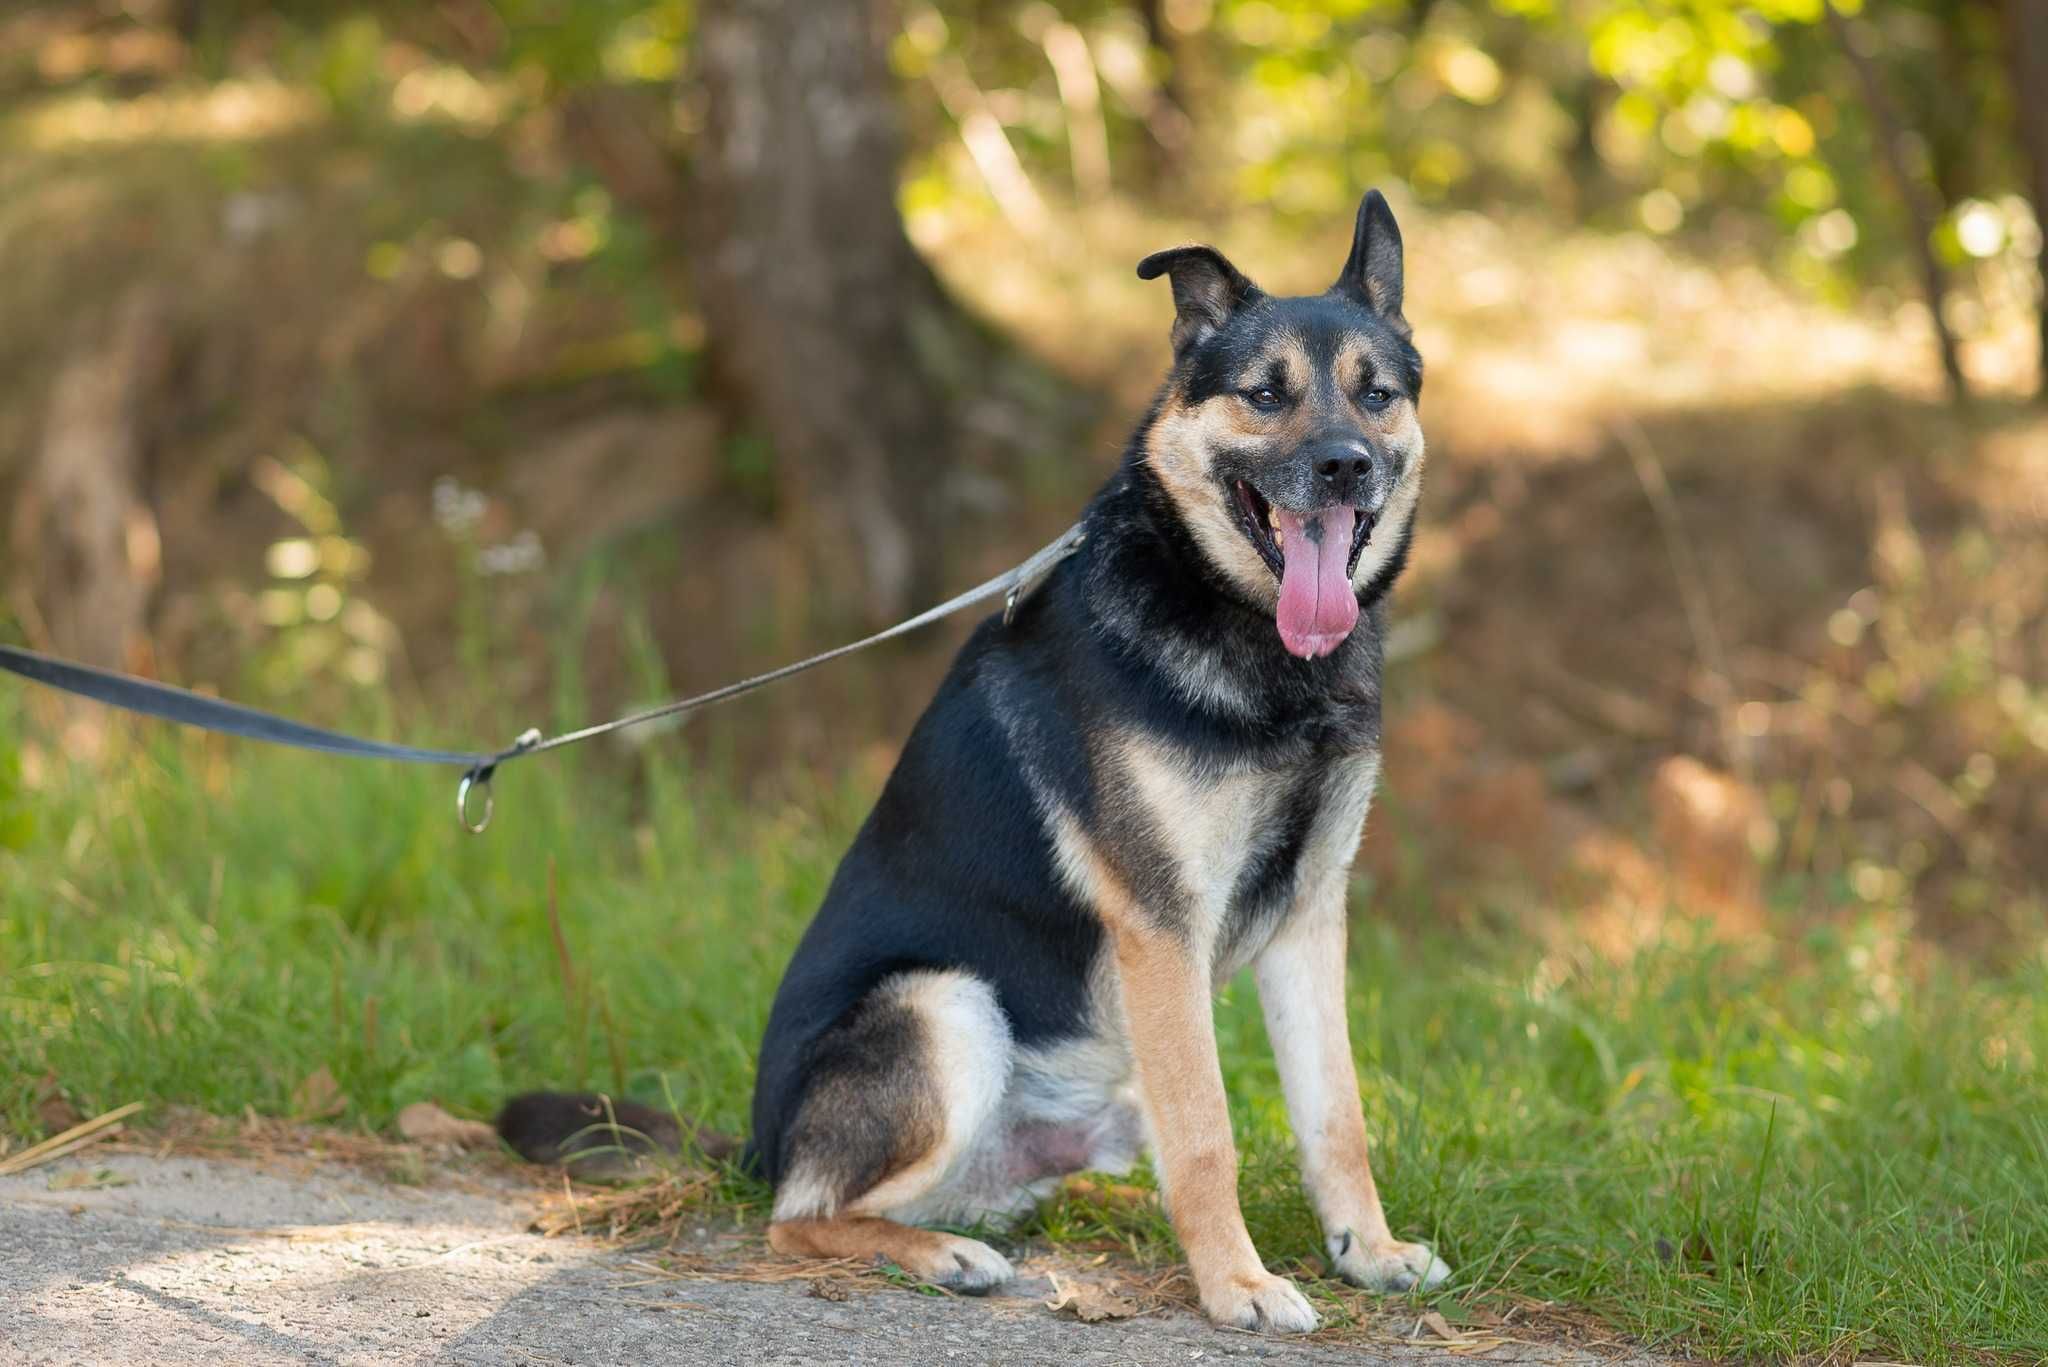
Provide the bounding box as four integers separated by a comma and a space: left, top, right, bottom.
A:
0, 522, 1086, 833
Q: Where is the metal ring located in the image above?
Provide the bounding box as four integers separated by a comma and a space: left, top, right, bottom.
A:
457, 771, 494, 834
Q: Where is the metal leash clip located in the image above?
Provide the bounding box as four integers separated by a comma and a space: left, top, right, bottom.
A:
1005, 528, 1086, 626
456, 728, 544, 833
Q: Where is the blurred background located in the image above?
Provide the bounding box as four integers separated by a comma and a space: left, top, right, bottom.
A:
2, 0, 2045, 955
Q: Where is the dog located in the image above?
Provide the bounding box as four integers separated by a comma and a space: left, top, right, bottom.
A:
498, 189, 1447, 1334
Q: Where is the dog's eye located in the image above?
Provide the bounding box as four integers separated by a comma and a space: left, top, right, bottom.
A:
1244, 387, 1285, 409
1362, 386, 1395, 410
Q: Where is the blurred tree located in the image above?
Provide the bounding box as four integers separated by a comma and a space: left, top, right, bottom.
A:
1133, 0, 1194, 179
2006, 0, 2048, 399
688, 0, 981, 624
1825, 0, 1967, 404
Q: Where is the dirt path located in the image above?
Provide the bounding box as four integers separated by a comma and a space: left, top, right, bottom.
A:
2, 1151, 1661, 1366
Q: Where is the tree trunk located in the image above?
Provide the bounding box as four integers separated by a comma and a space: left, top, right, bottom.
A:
1825, 1, 1971, 407
2008, 0, 2048, 400
1133, 0, 1193, 180
688, 0, 961, 624
10, 288, 168, 672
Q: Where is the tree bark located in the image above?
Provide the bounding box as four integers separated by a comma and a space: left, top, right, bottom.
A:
688, 0, 963, 624
2007, 0, 2048, 400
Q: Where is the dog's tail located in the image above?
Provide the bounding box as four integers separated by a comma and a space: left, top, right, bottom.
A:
495, 1091, 744, 1182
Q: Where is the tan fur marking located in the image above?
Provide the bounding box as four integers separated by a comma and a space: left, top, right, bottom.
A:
1074, 845, 1268, 1305
1145, 397, 1275, 604
1334, 336, 1373, 392
1352, 428, 1424, 591
769, 1214, 955, 1264
1269, 332, 1312, 401
1113, 734, 1286, 960
767, 1216, 998, 1284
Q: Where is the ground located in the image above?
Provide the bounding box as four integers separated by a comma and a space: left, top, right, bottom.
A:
2, 1149, 1673, 1367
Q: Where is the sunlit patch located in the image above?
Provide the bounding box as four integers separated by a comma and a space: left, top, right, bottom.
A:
17, 82, 322, 149
389, 65, 513, 131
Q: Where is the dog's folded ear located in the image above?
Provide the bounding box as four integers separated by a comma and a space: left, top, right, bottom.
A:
1333, 189, 1406, 330
1136, 245, 1261, 355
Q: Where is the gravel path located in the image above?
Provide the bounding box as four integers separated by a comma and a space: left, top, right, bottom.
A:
1, 1150, 1661, 1366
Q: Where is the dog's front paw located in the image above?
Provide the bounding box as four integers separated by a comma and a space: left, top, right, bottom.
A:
915, 1233, 1015, 1294
1202, 1270, 1320, 1334
1328, 1230, 1451, 1293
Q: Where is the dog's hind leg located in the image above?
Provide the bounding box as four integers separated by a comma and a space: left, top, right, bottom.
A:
765, 969, 1018, 1293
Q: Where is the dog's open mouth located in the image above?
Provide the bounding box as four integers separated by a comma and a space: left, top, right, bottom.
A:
1230, 480, 1374, 660
1230, 481, 1373, 578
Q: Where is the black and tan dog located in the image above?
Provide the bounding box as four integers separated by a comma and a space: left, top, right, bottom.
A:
500, 189, 1447, 1333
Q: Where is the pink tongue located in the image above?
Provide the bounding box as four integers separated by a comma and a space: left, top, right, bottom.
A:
1273, 506, 1360, 659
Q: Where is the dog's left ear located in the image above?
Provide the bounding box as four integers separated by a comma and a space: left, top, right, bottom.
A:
1333, 189, 1405, 327
1136, 245, 1262, 356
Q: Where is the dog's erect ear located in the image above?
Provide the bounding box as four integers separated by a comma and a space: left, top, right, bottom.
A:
1136, 245, 1261, 355
1333, 189, 1405, 324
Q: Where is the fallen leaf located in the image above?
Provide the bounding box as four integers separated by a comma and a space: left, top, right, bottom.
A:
290, 1067, 347, 1121
33, 1071, 81, 1136
1045, 1273, 1139, 1323
396, 1101, 495, 1149
38, 1094, 83, 1135
48, 1166, 132, 1192
1421, 1310, 1460, 1341
806, 1278, 851, 1302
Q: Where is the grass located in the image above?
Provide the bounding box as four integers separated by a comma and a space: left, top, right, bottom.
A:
3, 692, 2045, 1364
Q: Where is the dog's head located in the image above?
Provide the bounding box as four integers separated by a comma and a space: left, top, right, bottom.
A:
1137, 190, 1425, 660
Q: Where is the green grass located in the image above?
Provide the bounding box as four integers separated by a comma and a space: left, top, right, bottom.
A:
3, 693, 2045, 1364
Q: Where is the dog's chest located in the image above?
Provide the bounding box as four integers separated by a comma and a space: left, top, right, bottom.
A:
1114, 736, 1380, 971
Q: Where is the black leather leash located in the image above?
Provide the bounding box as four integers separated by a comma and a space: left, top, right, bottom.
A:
0, 523, 1086, 833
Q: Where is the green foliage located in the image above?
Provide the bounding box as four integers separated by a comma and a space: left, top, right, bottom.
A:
876, 0, 2038, 313
16, 0, 2037, 317
493, 0, 694, 92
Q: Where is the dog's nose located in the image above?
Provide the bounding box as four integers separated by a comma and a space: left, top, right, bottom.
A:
1315, 452, 1369, 484
1307, 442, 1375, 505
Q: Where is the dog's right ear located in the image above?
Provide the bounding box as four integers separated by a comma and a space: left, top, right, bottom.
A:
1136, 246, 1261, 356
1333, 189, 1405, 326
